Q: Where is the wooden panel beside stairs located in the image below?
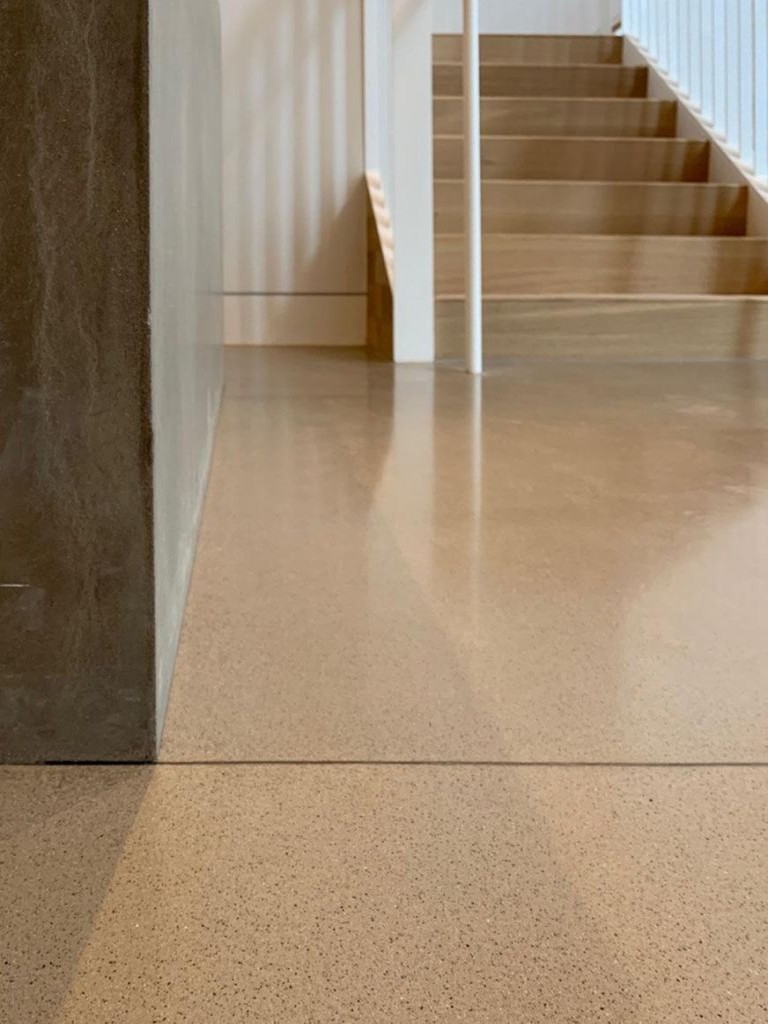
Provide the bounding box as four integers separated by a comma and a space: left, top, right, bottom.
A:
433, 33, 768, 360
365, 172, 394, 361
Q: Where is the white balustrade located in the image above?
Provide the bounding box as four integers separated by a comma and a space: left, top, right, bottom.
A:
625, 0, 768, 184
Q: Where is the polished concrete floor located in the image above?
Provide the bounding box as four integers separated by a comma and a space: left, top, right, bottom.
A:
3, 348, 768, 1021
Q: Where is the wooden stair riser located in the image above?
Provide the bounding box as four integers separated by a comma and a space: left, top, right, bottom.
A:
433, 136, 710, 182
433, 97, 677, 137
435, 298, 768, 360
433, 182, 748, 236
433, 63, 648, 98
429, 33, 768, 363
435, 235, 768, 296
433, 34, 624, 65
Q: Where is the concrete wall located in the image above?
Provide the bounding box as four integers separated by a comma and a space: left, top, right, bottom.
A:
432, 0, 618, 34
0, 0, 223, 762
221, 0, 367, 346
0, 0, 155, 761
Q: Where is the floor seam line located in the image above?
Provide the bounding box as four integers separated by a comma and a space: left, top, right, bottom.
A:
38, 759, 768, 768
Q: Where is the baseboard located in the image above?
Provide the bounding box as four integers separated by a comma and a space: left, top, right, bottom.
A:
224, 295, 366, 346
622, 36, 768, 236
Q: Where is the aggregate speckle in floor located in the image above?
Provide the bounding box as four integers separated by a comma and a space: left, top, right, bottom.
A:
4, 349, 768, 1022
1, 766, 767, 1024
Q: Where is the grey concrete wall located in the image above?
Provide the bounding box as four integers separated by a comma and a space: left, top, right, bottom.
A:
0, 0, 223, 762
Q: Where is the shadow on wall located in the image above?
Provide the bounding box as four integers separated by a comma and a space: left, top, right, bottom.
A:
222, 0, 366, 343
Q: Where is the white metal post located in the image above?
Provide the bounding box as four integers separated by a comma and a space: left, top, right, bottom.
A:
463, 0, 483, 375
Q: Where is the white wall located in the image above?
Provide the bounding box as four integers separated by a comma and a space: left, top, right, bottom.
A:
363, 0, 394, 204
223, 0, 620, 353
150, 0, 224, 736
221, 0, 366, 345
392, 0, 435, 362
433, 0, 618, 34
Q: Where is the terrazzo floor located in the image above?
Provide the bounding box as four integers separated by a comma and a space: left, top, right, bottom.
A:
3, 348, 768, 1021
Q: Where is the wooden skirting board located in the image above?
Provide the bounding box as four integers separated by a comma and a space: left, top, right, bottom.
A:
365, 172, 394, 361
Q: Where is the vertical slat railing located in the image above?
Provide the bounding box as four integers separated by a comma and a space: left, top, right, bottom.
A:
713, 0, 728, 133
756, 0, 768, 180
463, 0, 482, 375
701, 0, 715, 122
626, 0, 768, 184
739, 0, 756, 168
689, 0, 703, 110
668, 0, 681, 85
725, 0, 741, 152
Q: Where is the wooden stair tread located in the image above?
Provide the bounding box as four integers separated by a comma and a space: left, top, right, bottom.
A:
429, 33, 767, 361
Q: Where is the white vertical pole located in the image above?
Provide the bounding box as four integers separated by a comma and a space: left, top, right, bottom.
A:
463, 0, 482, 375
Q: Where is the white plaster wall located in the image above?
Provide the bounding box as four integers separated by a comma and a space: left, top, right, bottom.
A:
432, 0, 618, 34
221, 0, 367, 345
393, 0, 435, 362
363, 0, 394, 204
149, 0, 224, 738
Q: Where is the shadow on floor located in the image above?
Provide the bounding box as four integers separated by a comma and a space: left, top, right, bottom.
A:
0, 767, 151, 1023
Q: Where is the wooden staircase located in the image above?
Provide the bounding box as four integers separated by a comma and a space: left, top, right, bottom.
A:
432, 34, 768, 360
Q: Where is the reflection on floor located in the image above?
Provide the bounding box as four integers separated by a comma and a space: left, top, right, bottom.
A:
163, 347, 768, 762
3, 348, 768, 1022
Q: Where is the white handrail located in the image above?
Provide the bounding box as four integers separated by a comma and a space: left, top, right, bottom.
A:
625, 0, 768, 185
463, 0, 483, 375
